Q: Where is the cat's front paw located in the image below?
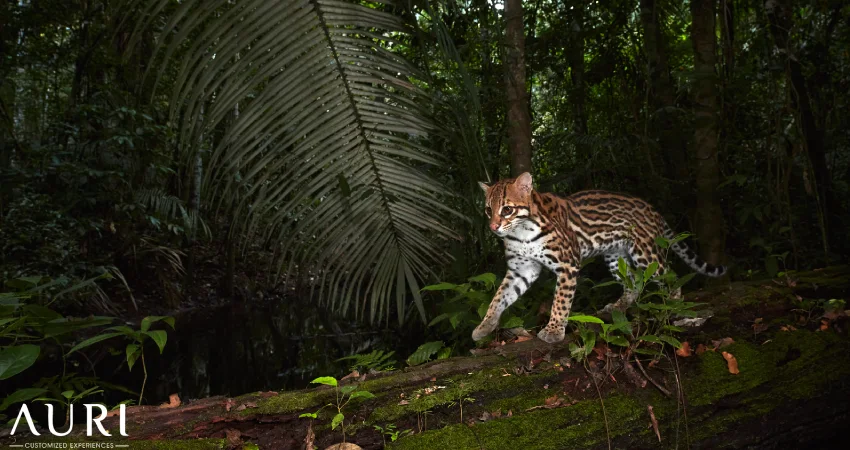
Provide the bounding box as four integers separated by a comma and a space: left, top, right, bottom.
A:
537, 326, 565, 344
472, 319, 498, 341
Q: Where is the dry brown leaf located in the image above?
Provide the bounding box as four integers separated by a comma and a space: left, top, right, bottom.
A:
647, 405, 661, 442
479, 411, 492, 422
544, 395, 561, 406
224, 428, 242, 447
430, 377, 437, 382
159, 393, 181, 409
515, 335, 533, 343
712, 337, 735, 350
490, 410, 502, 419
235, 401, 257, 411
695, 344, 707, 355
819, 320, 829, 331
507, 410, 513, 417
676, 342, 692, 357
780, 325, 797, 332
341, 370, 360, 381
225, 398, 234, 412
325, 444, 362, 450
398, 400, 409, 406
722, 351, 740, 375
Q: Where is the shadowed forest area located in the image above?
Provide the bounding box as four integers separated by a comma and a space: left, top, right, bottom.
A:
1, 0, 849, 449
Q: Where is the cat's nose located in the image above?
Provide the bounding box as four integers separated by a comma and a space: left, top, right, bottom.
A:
490, 223, 499, 232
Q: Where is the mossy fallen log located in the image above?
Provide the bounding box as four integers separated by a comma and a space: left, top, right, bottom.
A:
6, 266, 850, 449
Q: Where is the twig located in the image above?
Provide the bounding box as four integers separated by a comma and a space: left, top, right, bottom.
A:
634, 356, 671, 397
586, 364, 611, 450
647, 405, 661, 442
673, 354, 691, 449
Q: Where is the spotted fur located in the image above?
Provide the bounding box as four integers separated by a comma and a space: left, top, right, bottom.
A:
472, 173, 726, 344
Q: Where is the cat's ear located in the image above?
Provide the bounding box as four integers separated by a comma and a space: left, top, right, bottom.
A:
478, 181, 490, 193
515, 172, 533, 193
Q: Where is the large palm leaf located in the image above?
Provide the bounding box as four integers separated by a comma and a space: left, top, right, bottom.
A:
123, 0, 460, 323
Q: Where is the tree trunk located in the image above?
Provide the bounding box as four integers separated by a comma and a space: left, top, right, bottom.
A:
504, 0, 532, 177
639, 0, 688, 191
690, 0, 725, 266
764, 0, 834, 256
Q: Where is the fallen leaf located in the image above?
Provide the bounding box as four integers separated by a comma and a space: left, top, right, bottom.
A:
507, 410, 513, 417
544, 395, 561, 406
647, 405, 661, 442
819, 320, 829, 331
235, 401, 257, 411
341, 370, 360, 381
543, 384, 549, 389
159, 393, 181, 409
325, 444, 362, 450
430, 377, 437, 382
515, 335, 533, 343
479, 411, 492, 422
675, 341, 692, 357
490, 410, 502, 419
780, 325, 797, 332
722, 351, 740, 375
398, 400, 409, 406
695, 344, 707, 355
712, 337, 734, 350
225, 398, 234, 412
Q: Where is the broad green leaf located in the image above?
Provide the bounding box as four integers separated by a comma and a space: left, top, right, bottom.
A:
61, 390, 74, 399
436, 346, 452, 360
143, 330, 168, 354
501, 316, 524, 329
348, 390, 375, 401
658, 335, 682, 349
310, 377, 338, 387
0, 388, 48, 412
672, 273, 697, 290
617, 258, 629, 281
406, 341, 445, 366
428, 313, 451, 327
126, 344, 141, 371
43, 317, 114, 338
654, 236, 669, 249
643, 262, 659, 282
67, 332, 124, 355
141, 316, 175, 332
602, 335, 630, 347
340, 385, 357, 395
331, 413, 345, 430
0, 345, 40, 380
639, 335, 662, 344
477, 302, 489, 319
568, 314, 604, 324
612, 310, 628, 325
421, 282, 458, 292
467, 273, 497, 288
299, 412, 318, 419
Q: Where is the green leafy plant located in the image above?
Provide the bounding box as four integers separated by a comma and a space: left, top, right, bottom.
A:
373, 423, 413, 445
67, 316, 174, 405
0, 275, 117, 421
34, 386, 104, 426
406, 341, 451, 367
337, 350, 397, 373
298, 376, 375, 443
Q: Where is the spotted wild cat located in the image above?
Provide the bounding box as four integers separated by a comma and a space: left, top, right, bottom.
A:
472, 173, 726, 344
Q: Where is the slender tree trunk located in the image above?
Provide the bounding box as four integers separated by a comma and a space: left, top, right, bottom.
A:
504, 0, 532, 177
690, 0, 726, 266
764, 0, 834, 256
639, 0, 689, 203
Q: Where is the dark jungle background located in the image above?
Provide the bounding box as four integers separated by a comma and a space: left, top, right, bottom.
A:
1, 0, 848, 421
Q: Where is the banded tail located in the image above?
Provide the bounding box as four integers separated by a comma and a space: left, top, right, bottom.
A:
663, 227, 727, 277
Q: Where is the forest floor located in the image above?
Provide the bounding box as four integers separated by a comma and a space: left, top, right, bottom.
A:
5, 266, 850, 450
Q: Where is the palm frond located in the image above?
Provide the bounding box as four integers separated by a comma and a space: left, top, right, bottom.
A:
124, 0, 459, 324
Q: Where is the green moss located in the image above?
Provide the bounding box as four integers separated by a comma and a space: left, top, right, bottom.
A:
251, 389, 331, 415
389, 395, 645, 450
368, 366, 559, 424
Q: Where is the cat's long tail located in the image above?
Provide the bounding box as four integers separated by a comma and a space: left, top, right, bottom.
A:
663, 226, 727, 277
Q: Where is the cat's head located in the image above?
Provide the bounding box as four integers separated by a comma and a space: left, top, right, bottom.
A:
478, 172, 534, 237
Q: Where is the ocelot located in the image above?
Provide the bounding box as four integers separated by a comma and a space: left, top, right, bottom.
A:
472, 173, 726, 344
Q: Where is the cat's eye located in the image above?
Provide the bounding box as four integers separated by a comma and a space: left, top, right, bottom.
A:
485, 207, 492, 217
501, 206, 514, 216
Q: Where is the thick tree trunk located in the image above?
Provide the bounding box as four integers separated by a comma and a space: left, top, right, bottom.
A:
639, 0, 688, 188
504, 0, 532, 177
764, 0, 834, 256
690, 0, 726, 266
